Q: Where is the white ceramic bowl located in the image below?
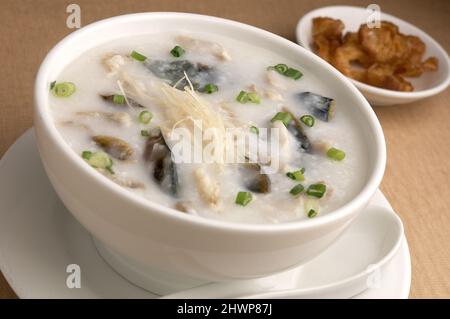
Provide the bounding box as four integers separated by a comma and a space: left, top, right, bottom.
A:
297, 6, 450, 106
34, 12, 386, 294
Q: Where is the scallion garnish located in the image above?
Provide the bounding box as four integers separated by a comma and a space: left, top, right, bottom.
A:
236, 91, 261, 104
52, 82, 76, 98
130, 50, 147, 62
286, 169, 305, 181
141, 129, 150, 137
81, 150, 93, 160
270, 63, 288, 74
304, 198, 319, 217
268, 63, 303, 80
300, 115, 315, 127
290, 184, 305, 196
306, 183, 326, 198
235, 191, 253, 206
326, 147, 346, 161
284, 67, 303, 80
271, 111, 292, 127
82, 151, 114, 173
170, 45, 185, 58
250, 126, 259, 135
138, 110, 153, 124
112, 94, 125, 104
202, 83, 218, 94
236, 91, 249, 103
247, 92, 261, 104
307, 209, 318, 218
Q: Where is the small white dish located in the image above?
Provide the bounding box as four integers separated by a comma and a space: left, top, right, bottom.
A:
296, 5, 450, 105
0, 130, 410, 298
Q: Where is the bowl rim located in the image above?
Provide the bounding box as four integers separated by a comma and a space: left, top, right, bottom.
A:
34, 12, 386, 233
296, 5, 450, 99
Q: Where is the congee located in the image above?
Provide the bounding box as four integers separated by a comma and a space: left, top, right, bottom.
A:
49, 31, 367, 224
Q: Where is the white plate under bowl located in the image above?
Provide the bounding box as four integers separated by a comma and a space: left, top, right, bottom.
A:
296, 5, 450, 105
0, 130, 411, 298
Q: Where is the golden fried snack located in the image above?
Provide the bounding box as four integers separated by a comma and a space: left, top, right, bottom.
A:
422, 57, 439, 72
359, 21, 410, 64
312, 17, 439, 91
312, 17, 345, 40
342, 32, 373, 67
312, 17, 344, 63
313, 35, 340, 63
332, 44, 368, 82
404, 35, 426, 63
330, 31, 373, 82
394, 35, 426, 77
394, 36, 440, 77
366, 64, 413, 92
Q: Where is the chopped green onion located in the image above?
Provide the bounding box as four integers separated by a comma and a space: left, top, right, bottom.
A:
50, 81, 56, 90
170, 45, 185, 58
250, 126, 259, 135
141, 129, 150, 137
306, 183, 326, 198
203, 83, 218, 94
52, 82, 76, 97
290, 184, 305, 196
304, 198, 319, 217
130, 50, 147, 62
236, 91, 261, 104
106, 167, 115, 174
83, 151, 114, 173
81, 150, 92, 160
112, 94, 125, 104
247, 92, 261, 104
235, 191, 253, 206
307, 209, 318, 218
300, 115, 315, 127
138, 110, 153, 124
286, 169, 305, 182
284, 67, 303, 80
271, 111, 292, 127
269, 63, 289, 74
236, 90, 249, 103
88, 152, 112, 168
268, 63, 303, 80
326, 147, 346, 161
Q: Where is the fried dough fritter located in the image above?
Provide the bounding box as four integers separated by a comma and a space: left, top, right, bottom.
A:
359, 21, 409, 64
312, 17, 344, 63
366, 64, 413, 92
311, 17, 439, 91
332, 44, 368, 82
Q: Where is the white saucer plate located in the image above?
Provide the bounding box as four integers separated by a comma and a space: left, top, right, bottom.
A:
0, 130, 411, 298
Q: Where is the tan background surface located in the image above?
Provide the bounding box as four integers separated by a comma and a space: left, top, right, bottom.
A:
0, 0, 449, 299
